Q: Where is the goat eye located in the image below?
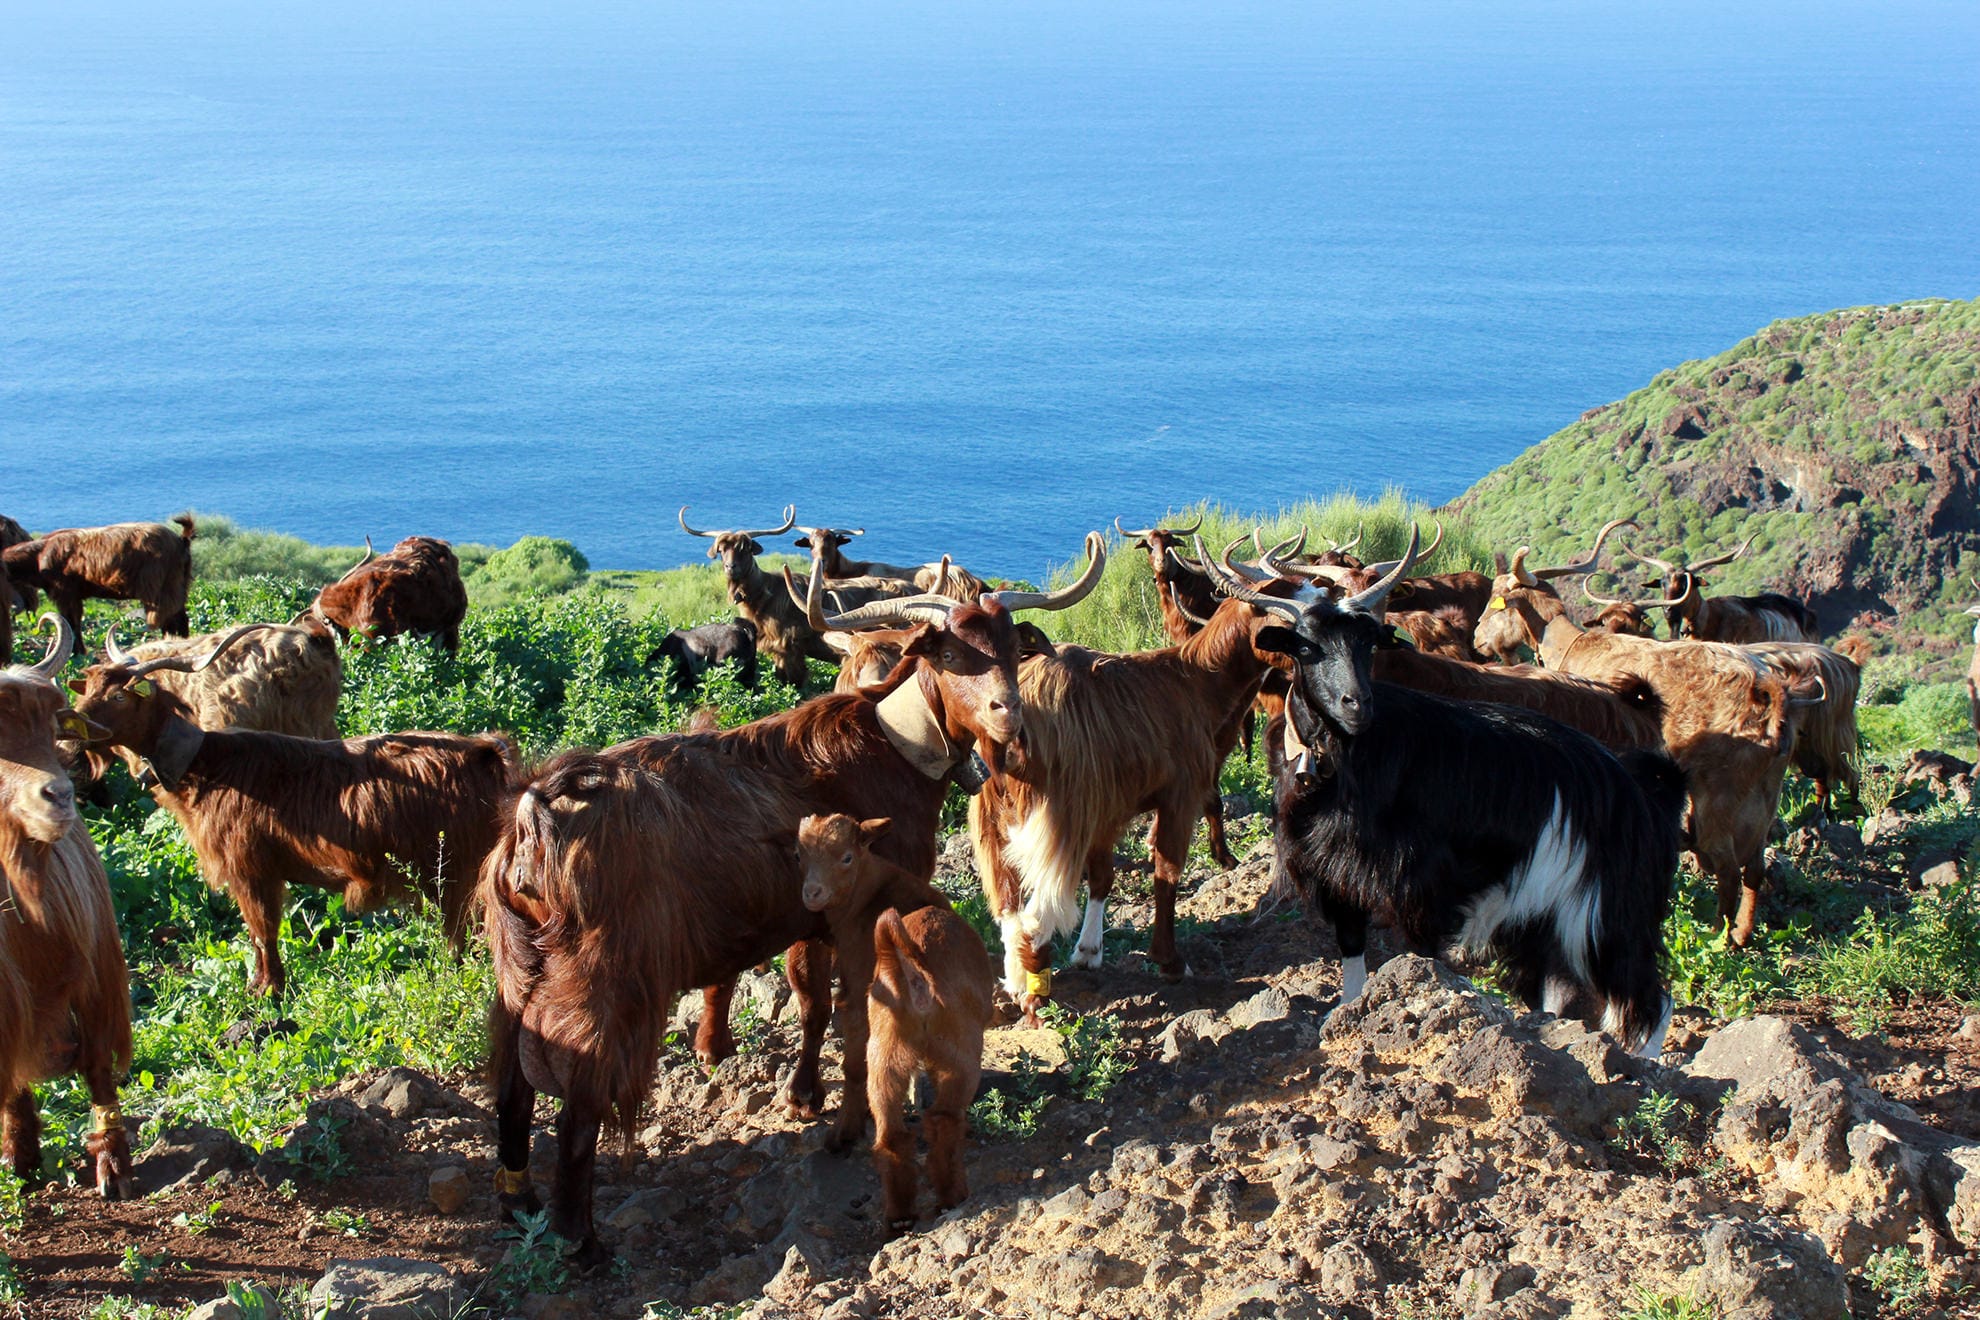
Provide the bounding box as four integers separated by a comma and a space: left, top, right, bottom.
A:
841, 852, 853, 865
942, 649, 957, 666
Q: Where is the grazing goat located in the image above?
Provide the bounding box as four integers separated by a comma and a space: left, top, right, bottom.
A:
1473, 552, 1809, 945
0, 617, 135, 1196
310, 536, 469, 651
971, 552, 1277, 1008
1747, 641, 1862, 814
795, 526, 989, 601
94, 620, 342, 739
1591, 600, 1655, 637
647, 619, 759, 692
1629, 537, 1820, 643
0, 516, 31, 651
3, 516, 196, 638
1205, 537, 1687, 1058
796, 813, 992, 1231
1370, 647, 1665, 753
481, 535, 1102, 1258
69, 626, 514, 996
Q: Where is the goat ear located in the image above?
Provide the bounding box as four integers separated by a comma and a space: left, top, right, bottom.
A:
859, 817, 892, 845
794, 535, 813, 549
1255, 625, 1304, 656
68, 678, 87, 695
746, 539, 764, 555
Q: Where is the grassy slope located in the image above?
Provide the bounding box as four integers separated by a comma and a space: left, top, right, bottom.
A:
1452, 297, 1980, 651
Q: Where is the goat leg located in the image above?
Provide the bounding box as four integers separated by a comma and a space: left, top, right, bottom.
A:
827, 940, 876, 1153
783, 940, 833, 1117
923, 1060, 978, 1213
550, 1097, 609, 1269
82, 1068, 133, 1200
694, 982, 738, 1066
233, 873, 288, 998
1146, 807, 1194, 979
1201, 790, 1239, 871
490, 1003, 543, 1221
868, 1058, 917, 1235
2, 1091, 39, 1182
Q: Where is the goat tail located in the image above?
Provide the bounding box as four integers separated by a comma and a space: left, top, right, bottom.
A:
172, 513, 196, 542
872, 909, 935, 1017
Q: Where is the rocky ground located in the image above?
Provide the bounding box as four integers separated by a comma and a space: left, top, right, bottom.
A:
15, 829, 1980, 1320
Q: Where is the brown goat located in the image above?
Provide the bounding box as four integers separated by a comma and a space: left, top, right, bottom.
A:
1592, 601, 1655, 637
1746, 641, 1862, 813
310, 536, 469, 651
1370, 647, 1665, 752
1474, 561, 1805, 945
1390, 604, 1482, 662
481, 537, 1102, 1258
797, 813, 989, 1232
98, 619, 341, 739
794, 525, 989, 601
0, 516, 32, 658
1629, 538, 1820, 643
69, 627, 513, 995
3, 515, 196, 638
0, 618, 135, 1197
970, 591, 1275, 1009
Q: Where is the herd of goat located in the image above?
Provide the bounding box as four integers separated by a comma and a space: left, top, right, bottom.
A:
0, 503, 1905, 1265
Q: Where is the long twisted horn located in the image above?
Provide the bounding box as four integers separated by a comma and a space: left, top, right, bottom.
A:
680, 505, 797, 540
1625, 545, 1681, 579
1196, 536, 1306, 623
109, 624, 270, 678
1533, 517, 1635, 580
1508, 546, 1540, 588
984, 533, 1107, 613
1361, 521, 1443, 579
332, 537, 375, 582
27, 614, 73, 680
1329, 526, 1364, 556
785, 545, 955, 632
1689, 532, 1756, 575
1342, 525, 1422, 617
1258, 539, 1353, 586
1116, 513, 1204, 542
1218, 533, 1272, 584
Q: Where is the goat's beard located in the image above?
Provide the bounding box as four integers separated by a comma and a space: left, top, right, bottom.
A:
978, 729, 1024, 780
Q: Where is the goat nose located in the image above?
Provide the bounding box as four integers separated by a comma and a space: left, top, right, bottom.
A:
41, 782, 74, 810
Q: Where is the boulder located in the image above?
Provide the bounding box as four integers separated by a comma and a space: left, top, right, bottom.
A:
309, 1257, 461, 1319
1694, 1218, 1848, 1320
426, 1165, 471, 1215
140, 1123, 249, 1193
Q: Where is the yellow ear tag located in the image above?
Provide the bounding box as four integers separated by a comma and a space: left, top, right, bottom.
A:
1025, 968, 1053, 999
1487, 596, 1507, 611
129, 679, 154, 697
57, 711, 88, 737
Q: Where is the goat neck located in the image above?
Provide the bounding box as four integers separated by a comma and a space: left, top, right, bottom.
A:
873, 668, 973, 782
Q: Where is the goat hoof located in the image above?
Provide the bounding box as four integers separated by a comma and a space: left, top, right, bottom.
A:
1068, 946, 1102, 971
1212, 847, 1239, 870
568, 1236, 614, 1273
885, 1217, 916, 1239
498, 1189, 544, 1221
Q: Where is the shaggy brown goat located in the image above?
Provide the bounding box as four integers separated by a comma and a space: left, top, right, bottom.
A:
1473, 556, 1810, 945
1746, 641, 1862, 813
0, 515, 32, 656
481, 535, 1102, 1258
95, 619, 342, 739
971, 554, 1276, 1009
794, 525, 989, 601
0, 617, 134, 1197
1370, 646, 1665, 752
1628, 537, 1820, 643
310, 536, 469, 651
797, 813, 990, 1232
3, 516, 196, 638
69, 626, 514, 995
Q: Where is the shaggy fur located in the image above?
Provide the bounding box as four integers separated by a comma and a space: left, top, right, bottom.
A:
793, 528, 988, 601
481, 603, 1025, 1256
2, 516, 196, 637
969, 597, 1271, 1004
1474, 576, 1799, 945
1658, 571, 1820, 644
71, 672, 512, 996
0, 666, 134, 1198
110, 620, 342, 738
311, 536, 468, 651
1371, 647, 1665, 752
1390, 604, 1482, 662
1593, 602, 1655, 637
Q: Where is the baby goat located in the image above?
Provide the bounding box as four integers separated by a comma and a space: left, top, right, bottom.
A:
797, 814, 992, 1233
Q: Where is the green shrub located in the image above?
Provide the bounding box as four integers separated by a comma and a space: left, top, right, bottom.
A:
467, 536, 590, 606
1858, 681, 1974, 758
187, 513, 365, 585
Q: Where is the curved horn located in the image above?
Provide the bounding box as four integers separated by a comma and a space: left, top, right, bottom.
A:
1195, 536, 1306, 623
122, 624, 271, 678
1583, 576, 1688, 611
785, 561, 954, 633
1509, 546, 1540, 588
332, 537, 375, 582
1533, 517, 1636, 580
103, 624, 139, 668
1219, 533, 1272, 584
1342, 524, 1422, 617
1115, 516, 1156, 541
27, 613, 74, 680
678, 506, 715, 538
1789, 673, 1828, 708
680, 505, 798, 541
984, 532, 1107, 613
1626, 545, 1681, 578
1258, 538, 1349, 585
1362, 521, 1443, 578
1689, 532, 1756, 574
1329, 526, 1364, 556
1165, 547, 1209, 576
1174, 593, 1215, 628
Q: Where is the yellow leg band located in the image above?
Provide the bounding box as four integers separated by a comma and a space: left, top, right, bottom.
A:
1025, 968, 1053, 998
91, 1103, 123, 1135
494, 1165, 531, 1195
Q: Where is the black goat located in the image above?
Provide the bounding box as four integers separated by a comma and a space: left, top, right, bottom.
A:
647, 619, 759, 692
1205, 531, 1687, 1058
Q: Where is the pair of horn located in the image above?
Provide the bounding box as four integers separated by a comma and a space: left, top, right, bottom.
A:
103, 623, 269, 678
1255, 524, 1442, 587
1115, 513, 1203, 542
1199, 525, 1424, 622
679, 505, 798, 540
788, 533, 1107, 632
1628, 533, 1756, 581
1505, 518, 1636, 587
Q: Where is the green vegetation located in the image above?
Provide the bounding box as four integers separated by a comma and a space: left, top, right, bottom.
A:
969, 1004, 1131, 1140
1618, 1289, 1720, 1320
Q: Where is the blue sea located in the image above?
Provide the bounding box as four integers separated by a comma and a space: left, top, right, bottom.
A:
5, 0, 1979, 577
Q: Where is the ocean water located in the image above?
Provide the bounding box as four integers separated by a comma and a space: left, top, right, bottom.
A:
5, 0, 1979, 577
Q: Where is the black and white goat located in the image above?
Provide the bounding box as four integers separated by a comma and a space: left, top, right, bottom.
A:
1203, 530, 1688, 1058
